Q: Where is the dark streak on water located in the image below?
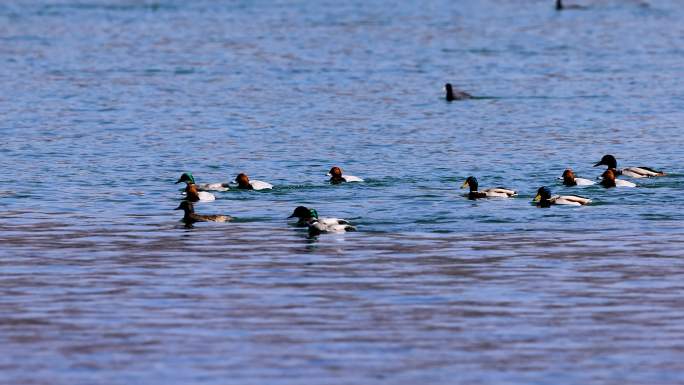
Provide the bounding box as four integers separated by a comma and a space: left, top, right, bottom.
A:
1, 0, 684, 384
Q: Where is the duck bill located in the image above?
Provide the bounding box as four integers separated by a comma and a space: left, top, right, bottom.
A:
533, 194, 541, 202
593, 160, 604, 167
460, 181, 469, 189
175, 179, 183, 184
287, 214, 296, 218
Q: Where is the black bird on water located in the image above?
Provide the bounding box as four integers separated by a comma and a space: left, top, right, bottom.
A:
555, 0, 586, 10
444, 83, 473, 101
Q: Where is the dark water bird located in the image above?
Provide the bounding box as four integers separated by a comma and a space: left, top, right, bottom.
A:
175, 201, 232, 224
288, 206, 355, 234
561, 169, 595, 186
327, 166, 364, 184
600, 169, 636, 188
445, 83, 473, 101
234, 173, 273, 190
534, 186, 591, 208
461, 176, 517, 200
593, 154, 665, 178
555, 0, 586, 10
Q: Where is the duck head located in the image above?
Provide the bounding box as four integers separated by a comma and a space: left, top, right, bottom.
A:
175, 172, 195, 184
562, 169, 577, 186
445, 83, 455, 101
534, 186, 552, 208
185, 183, 200, 202
600, 169, 617, 188
288, 206, 318, 221
328, 166, 344, 183
235, 173, 252, 189
593, 154, 618, 169
175, 200, 194, 213
328, 166, 343, 178
461, 176, 478, 192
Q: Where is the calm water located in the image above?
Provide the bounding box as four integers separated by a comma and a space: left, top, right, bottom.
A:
2, 0, 684, 383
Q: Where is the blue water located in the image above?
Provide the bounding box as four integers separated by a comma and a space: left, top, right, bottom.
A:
2, 1, 684, 384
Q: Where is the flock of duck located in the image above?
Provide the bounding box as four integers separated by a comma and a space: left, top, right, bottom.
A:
173, 166, 363, 235
174, 149, 666, 235
443, 152, 662, 208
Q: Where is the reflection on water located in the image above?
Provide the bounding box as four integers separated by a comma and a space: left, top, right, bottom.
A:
2, 0, 684, 383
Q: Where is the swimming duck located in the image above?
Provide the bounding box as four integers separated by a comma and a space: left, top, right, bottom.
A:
327, 166, 364, 184
234, 173, 273, 190
600, 169, 637, 188
593, 154, 665, 178
288, 206, 356, 234
561, 169, 595, 186
445, 83, 473, 101
555, 0, 586, 10
184, 183, 216, 202
461, 176, 517, 199
174, 201, 232, 224
534, 186, 591, 207
175, 172, 230, 191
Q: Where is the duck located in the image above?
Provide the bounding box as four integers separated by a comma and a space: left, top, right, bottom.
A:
561, 169, 595, 186
534, 186, 591, 207
461, 176, 517, 199
234, 173, 273, 190
184, 183, 216, 202
600, 169, 637, 188
593, 154, 665, 178
445, 83, 473, 101
174, 201, 232, 224
327, 166, 364, 184
555, 0, 587, 10
175, 172, 230, 192
288, 206, 356, 235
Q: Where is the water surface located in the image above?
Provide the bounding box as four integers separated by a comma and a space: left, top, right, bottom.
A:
1, 0, 684, 384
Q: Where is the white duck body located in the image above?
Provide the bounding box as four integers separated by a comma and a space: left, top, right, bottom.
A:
574, 177, 595, 186
308, 218, 356, 234
197, 183, 230, 192
316, 217, 350, 226
249, 180, 273, 190
197, 191, 216, 201
551, 195, 592, 206
614, 178, 637, 187
342, 175, 364, 183
481, 188, 517, 198
620, 167, 662, 178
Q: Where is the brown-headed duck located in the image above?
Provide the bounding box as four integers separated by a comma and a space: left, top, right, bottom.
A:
234, 173, 273, 190
327, 166, 364, 184
534, 186, 592, 207
561, 169, 595, 186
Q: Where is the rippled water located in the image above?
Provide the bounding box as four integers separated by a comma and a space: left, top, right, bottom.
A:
2, 0, 684, 383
